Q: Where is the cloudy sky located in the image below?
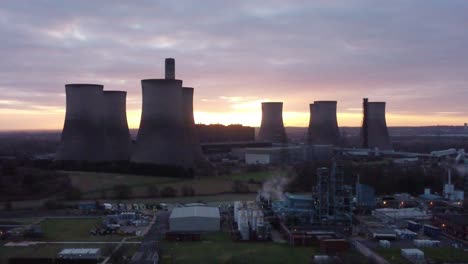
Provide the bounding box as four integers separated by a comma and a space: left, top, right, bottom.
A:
1, 0, 468, 130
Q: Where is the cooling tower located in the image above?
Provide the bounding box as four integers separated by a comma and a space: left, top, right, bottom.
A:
360, 99, 392, 150
308, 101, 340, 145
182, 87, 206, 164
257, 102, 287, 143
56, 84, 108, 161
132, 58, 193, 167
103, 91, 131, 161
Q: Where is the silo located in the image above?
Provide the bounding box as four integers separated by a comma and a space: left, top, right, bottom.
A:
360, 100, 392, 150
257, 102, 287, 143
182, 87, 206, 164
56, 84, 108, 161
308, 101, 340, 145
103, 91, 131, 161
132, 58, 193, 167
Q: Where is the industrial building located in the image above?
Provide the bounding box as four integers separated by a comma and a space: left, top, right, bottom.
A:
169, 206, 220, 232
433, 214, 468, 240
308, 101, 340, 145
257, 102, 287, 143
242, 146, 305, 165
197, 124, 255, 143
103, 91, 132, 161
356, 182, 376, 210
360, 98, 392, 150
132, 58, 194, 168
372, 208, 431, 223
56, 84, 109, 162
57, 248, 101, 260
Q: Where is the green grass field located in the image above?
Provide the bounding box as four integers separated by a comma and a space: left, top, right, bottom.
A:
40, 218, 125, 241
377, 247, 468, 264
159, 232, 314, 264
67, 170, 270, 200
67, 171, 178, 193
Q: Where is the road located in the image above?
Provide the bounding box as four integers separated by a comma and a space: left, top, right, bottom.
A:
129, 210, 170, 263
350, 237, 390, 264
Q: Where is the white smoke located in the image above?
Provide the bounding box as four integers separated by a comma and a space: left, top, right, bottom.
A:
257, 173, 291, 201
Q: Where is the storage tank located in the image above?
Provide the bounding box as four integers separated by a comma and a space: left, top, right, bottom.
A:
56, 84, 108, 161
103, 91, 131, 161
360, 99, 392, 150
182, 87, 206, 164
257, 102, 287, 143
132, 58, 193, 168
308, 101, 340, 145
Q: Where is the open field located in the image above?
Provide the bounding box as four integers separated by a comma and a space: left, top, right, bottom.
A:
159, 232, 314, 264
67, 170, 271, 200
66, 171, 178, 193
377, 247, 468, 264
40, 218, 126, 242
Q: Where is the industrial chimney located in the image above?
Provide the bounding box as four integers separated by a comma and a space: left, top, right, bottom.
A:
182, 87, 206, 164
56, 84, 108, 161
257, 102, 287, 143
308, 101, 340, 145
132, 58, 193, 167
360, 99, 392, 150
103, 91, 132, 161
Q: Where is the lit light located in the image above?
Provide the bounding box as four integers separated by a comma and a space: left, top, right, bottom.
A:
383, 201, 387, 205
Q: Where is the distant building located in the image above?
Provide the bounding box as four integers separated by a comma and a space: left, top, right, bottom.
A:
169, 206, 220, 232
57, 248, 101, 260
197, 124, 255, 143
356, 183, 376, 209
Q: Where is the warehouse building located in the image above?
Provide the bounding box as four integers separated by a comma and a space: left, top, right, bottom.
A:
169, 206, 220, 232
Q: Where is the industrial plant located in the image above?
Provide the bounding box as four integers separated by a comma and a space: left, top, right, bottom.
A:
39, 58, 468, 264
258, 102, 287, 144
361, 98, 392, 150
56, 84, 110, 162
308, 101, 340, 145
56, 58, 205, 169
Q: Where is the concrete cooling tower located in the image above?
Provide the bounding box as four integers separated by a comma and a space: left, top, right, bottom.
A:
257, 102, 287, 143
361, 98, 392, 150
56, 84, 108, 161
132, 58, 193, 168
182, 87, 206, 164
308, 101, 340, 145
103, 91, 132, 161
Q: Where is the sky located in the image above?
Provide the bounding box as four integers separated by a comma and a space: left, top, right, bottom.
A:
1, 0, 468, 130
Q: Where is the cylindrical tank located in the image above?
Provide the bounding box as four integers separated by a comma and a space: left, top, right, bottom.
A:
103, 91, 131, 161
56, 84, 108, 161
360, 101, 392, 150
182, 87, 206, 164
132, 59, 193, 167
257, 102, 287, 143
308, 101, 340, 145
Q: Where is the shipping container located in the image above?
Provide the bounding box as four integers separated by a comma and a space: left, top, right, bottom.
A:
423, 224, 441, 238
407, 220, 421, 232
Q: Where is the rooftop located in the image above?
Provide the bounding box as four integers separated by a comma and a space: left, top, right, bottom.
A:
170, 206, 220, 219
58, 248, 100, 255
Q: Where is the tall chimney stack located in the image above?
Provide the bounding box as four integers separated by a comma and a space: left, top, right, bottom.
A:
165, 58, 175, 79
